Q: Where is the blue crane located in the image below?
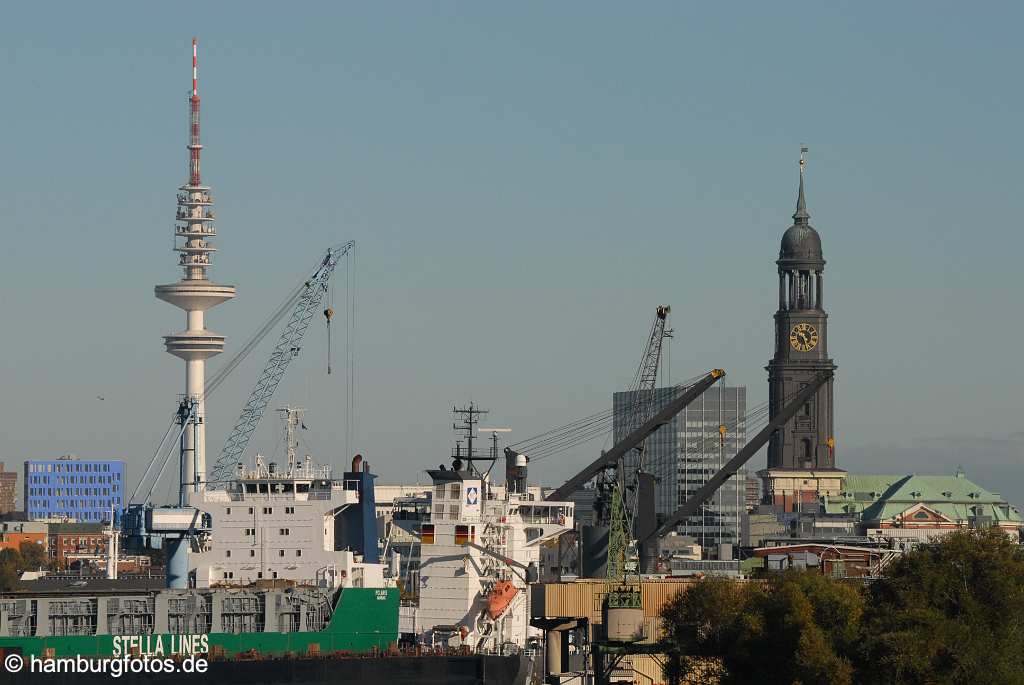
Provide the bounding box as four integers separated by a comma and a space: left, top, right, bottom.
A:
208, 241, 355, 488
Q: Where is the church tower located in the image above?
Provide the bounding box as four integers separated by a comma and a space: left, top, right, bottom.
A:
760, 150, 845, 511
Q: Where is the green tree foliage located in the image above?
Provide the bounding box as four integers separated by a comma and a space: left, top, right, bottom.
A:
660, 572, 862, 684
660, 576, 747, 683
859, 528, 1024, 684
0, 548, 21, 591
660, 529, 1024, 685
18, 540, 47, 570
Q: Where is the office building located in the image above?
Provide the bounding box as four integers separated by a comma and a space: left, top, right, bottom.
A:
23, 456, 126, 523
613, 384, 748, 550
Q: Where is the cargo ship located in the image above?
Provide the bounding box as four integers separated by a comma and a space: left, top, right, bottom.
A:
388, 404, 574, 653
0, 583, 397, 659
0, 412, 532, 684
0, 410, 400, 664
0, 37, 532, 683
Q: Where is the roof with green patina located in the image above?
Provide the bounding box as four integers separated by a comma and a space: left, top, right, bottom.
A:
822, 472, 1023, 524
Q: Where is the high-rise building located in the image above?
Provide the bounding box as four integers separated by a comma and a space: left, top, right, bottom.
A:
0, 463, 17, 514
613, 385, 748, 550
23, 456, 126, 523
761, 151, 845, 511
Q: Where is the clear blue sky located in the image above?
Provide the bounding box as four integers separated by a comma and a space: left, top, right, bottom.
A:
1, 2, 1021, 504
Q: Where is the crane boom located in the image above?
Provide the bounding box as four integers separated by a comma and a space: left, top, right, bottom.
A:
209, 241, 355, 487
545, 369, 726, 502
641, 370, 833, 545
620, 306, 671, 521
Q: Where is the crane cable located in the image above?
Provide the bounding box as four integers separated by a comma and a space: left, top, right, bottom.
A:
205, 278, 308, 398
523, 378, 815, 466
324, 280, 335, 376
507, 373, 708, 460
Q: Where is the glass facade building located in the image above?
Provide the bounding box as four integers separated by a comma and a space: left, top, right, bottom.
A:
23, 457, 126, 523
613, 385, 748, 550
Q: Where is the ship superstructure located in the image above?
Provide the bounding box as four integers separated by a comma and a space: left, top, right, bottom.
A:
186, 407, 384, 589
394, 406, 574, 652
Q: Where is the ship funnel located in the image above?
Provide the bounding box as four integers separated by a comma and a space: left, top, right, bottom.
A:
504, 447, 528, 494
351, 453, 363, 472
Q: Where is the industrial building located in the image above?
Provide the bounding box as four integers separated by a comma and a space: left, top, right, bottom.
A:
23, 456, 126, 523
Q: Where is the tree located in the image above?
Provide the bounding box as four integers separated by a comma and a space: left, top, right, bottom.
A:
660, 576, 748, 683
660, 572, 863, 685
18, 541, 47, 570
859, 528, 1024, 684
734, 571, 862, 685
0, 548, 22, 591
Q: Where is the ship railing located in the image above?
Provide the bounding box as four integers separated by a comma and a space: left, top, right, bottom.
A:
224, 492, 336, 501
519, 514, 566, 524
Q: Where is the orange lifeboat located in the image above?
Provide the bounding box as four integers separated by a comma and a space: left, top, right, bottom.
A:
487, 580, 519, 620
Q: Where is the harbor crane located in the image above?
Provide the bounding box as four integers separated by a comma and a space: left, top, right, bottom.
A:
638, 371, 833, 552
590, 370, 835, 685
603, 306, 672, 585
209, 241, 355, 487
544, 369, 726, 503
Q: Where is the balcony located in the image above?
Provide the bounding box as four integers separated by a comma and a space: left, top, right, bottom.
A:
175, 224, 216, 237
176, 210, 215, 221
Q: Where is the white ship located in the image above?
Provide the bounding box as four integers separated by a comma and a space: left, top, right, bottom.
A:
389, 405, 574, 653
147, 407, 391, 591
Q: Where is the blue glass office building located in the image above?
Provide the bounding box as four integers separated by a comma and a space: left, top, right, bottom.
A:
23, 457, 126, 523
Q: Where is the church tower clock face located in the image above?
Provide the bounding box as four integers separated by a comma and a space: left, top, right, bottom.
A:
789, 323, 819, 352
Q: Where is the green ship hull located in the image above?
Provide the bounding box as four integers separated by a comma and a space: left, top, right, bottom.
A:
0, 588, 398, 659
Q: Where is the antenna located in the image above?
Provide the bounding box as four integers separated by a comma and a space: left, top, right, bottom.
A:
192, 37, 198, 97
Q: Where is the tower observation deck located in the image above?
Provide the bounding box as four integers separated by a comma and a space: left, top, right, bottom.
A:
155, 38, 236, 504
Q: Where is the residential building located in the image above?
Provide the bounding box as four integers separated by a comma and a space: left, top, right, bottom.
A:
47, 522, 109, 568
23, 456, 126, 523
0, 521, 47, 556
0, 464, 16, 514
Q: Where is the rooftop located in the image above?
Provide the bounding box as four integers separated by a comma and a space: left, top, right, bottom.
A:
823, 471, 1023, 524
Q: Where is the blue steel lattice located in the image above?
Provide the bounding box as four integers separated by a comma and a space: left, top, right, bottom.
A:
209, 241, 354, 487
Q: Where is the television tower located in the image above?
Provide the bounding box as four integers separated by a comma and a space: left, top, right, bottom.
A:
155, 38, 235, 504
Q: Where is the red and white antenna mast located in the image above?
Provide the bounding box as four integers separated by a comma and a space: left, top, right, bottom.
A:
189, 37, 202, 186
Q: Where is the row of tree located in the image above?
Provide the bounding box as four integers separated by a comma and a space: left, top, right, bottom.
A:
659, 529, 1024, 684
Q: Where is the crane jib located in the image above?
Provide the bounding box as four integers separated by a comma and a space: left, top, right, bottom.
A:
208, 241, 355, 487
643, 369, 833, 543
545, 369, 726, 502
